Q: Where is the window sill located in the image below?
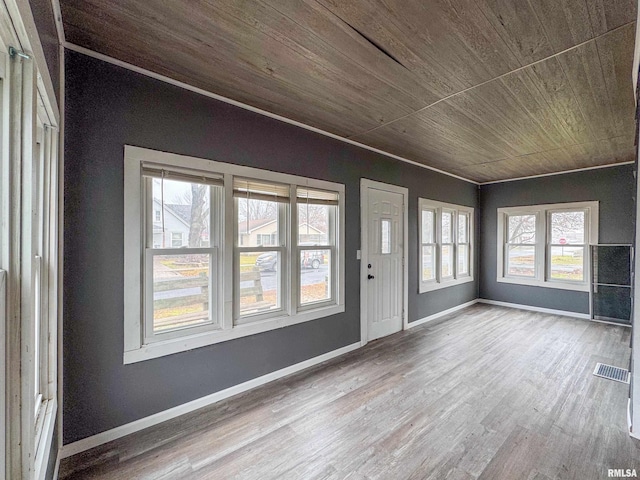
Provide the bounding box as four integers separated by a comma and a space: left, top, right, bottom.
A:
419, 276, 474, 294
124, 304, 345, 364
496, 276, 588, 292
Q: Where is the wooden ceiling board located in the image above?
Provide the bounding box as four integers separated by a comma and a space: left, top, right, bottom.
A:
594, 23, 637, 138
587, 0, 637, 36
203, 1, 427, 114
353, 24, 636, 180
316, 0, 523, 91
262, 0, 438, 104
473, 0, 556, 64
521, 58, 594, 146
451, 134, 636, 182
555, 23, 636, 142
528, 0, 594, 52
60, 0, 638, 182
63, 19, 383, 137
63, 0, 424, 135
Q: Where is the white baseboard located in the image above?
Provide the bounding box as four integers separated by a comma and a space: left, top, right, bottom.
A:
477, 299, 590, 319
60, 342, 361, 459
407, 299, 479, 329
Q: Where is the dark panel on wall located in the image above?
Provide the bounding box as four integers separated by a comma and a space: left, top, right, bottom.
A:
63, 50, 478, 444
29, 0, 60, 103
479, 164, 635, 313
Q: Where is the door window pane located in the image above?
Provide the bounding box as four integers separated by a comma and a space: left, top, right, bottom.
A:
153, 178, 210, 248
422, 245, 435, 281
508, 215, 536, 244
442, 211, 452, 243
239, 251, 281, 315
507, 245, 536, 277
381, 219, 391, 254
422, 210, 434, 243
550, 211, 585, 244
300, 249, 331, 304
442, 245, 453, 278
152, 254, 211, 333
458, 244, 469, 276
550, 246, 584, 281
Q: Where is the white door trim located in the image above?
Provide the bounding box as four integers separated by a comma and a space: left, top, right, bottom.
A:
360, 179, 409, 346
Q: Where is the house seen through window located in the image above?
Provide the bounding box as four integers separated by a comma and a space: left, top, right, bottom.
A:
124, 147, 345, 363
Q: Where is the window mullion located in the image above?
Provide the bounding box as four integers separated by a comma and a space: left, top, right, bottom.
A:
436, 207, 442, 283
453, 210, 458, 279
541, 210, 548, 282
285, 193, 294, 315
223, 173, 234, 330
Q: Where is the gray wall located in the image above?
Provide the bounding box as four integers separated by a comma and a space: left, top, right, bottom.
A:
28, 0, 59, 103
63, 50, 479, 444
479, 164, 636, 313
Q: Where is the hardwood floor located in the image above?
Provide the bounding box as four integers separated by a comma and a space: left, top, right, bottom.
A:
60, 305, 640, 479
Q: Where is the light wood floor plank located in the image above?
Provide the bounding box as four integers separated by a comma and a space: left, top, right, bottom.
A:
60, 305, 640, 479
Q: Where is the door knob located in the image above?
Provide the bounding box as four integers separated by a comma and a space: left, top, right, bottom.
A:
368, 274, 375, 279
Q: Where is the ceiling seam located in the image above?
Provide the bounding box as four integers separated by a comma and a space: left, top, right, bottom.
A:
349, 21, 635, 141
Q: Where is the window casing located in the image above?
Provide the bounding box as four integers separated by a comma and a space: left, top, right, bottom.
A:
418, 199, 474, 293
0, 39, 60, 480
124, 147, 345, 363
496, 202, 598, 291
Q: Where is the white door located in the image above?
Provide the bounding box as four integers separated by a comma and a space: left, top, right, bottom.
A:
363, 183, 405, 341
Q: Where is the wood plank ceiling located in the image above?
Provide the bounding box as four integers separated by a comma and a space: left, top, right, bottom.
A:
60, 0, 638, 182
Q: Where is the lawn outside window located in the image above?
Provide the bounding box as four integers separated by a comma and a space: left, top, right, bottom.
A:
496, 201, 598, 291
124, 146, 345, 364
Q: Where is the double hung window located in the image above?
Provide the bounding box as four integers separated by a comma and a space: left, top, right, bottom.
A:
124, 147, 345, 363
141, 167, 222, 344
296, 188, 338, 308
234, 179, 288, 320
418, 199, 474, 293
497, 202, 598, 291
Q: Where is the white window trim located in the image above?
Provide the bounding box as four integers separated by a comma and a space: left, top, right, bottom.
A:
124, 146, 345, 364
0, 9, 60, 475
418, 198, 474, 293
496, 201, 599, 292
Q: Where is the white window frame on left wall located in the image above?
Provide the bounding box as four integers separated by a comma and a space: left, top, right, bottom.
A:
0, 1, 60, 478
124, 146, 346, 364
